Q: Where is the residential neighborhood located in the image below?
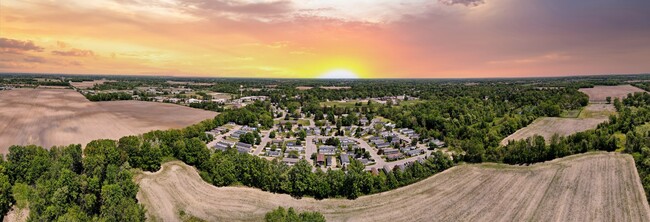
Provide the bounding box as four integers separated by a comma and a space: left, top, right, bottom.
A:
203, 103, 447, 174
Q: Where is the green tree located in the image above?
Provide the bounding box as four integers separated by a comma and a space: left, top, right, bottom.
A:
286, 160, 313, 197
0, 173, 11, 219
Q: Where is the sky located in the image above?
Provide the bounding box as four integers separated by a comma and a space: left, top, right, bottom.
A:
1, 0, 649, 78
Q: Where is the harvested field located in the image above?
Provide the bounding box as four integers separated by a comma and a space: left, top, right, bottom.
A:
501, 117, 606, 145
501, 104, 615, 146
0, 89, 216, 153
320, 86, 351, 90
136, 152, 650, 222
579, 85, 646, 102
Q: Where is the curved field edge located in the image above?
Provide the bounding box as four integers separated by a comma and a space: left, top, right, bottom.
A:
135, 152, 650, 222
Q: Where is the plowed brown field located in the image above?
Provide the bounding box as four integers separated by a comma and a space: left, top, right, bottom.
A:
579, 85, 646, 102
0, 89, 216, 153
136, 152, 650, 222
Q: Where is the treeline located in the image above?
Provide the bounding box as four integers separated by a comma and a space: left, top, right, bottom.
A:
0, 143, 145, 221
37, 81, 71, 87
0, 78, 70, 87
85, 92, 133, 101
189, 101, 225, 112
617, 92, 650, 202
490, 131, 617, 164
265, 207, 325, 222
214, 101, 274, 129
202, 149, 453, 199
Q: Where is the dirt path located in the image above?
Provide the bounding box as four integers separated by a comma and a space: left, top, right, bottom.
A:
136, 152, 650, 222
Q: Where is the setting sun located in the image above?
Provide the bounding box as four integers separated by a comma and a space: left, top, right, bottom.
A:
318, 69, 359, 79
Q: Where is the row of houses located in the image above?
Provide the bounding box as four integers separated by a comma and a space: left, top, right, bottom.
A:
207, 126, 229, 136
230, 126, 257, 139
379, 156, 427, 173
398, 128, 420, 140
369, 135, 400, 150
214, 141, 253, 154
268, 139, 305, 152
338, 153, 373, 167
232, 96, 268, 104
316, 154, 334, 167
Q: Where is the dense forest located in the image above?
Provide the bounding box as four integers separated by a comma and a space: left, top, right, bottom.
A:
0, 143, 145, 220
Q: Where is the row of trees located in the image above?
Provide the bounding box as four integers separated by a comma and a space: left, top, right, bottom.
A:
85, 92, 133, 101
492, 130, 617, 165
202, 148, 454, 199
188, 101, 225, 112
617, 92, 650, 202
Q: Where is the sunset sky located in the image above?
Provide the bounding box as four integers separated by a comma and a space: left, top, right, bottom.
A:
1, 0, 649, 78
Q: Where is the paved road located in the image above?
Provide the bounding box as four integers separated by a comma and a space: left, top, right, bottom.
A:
253, 126, 277, 155
305, 136, 318, 165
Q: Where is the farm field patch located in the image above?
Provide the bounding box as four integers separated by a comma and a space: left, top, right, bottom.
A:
136, 152, 650, 222
501, 104, 614, 146
0, 89, 216, 153
579, 85, 646, 102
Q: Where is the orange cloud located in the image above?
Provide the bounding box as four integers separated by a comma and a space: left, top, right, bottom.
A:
0, 0, 649, 78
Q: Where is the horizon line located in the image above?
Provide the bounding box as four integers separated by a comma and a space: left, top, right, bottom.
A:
0, 72, 649, 81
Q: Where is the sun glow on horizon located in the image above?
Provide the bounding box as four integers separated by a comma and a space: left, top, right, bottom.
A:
318, 69, 360, 79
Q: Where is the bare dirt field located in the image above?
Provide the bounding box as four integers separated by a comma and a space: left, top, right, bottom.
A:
579, 85, 646, 102
501, 103, 616, 146
69, 79, 115, 89
166, 80, 214, 86
500, 117, 607, 146
320, 86, 351, 90
0, 89, 216, 153
136, 152, 650, 222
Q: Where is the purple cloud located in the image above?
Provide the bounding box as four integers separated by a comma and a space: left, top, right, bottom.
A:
181, 0, 293, 15
23, 56, 47, 63
0, 38, 44, 54
52, 48, 95, 57
439, 0, 485, 7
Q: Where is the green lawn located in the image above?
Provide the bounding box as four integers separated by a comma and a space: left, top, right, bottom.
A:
320, 99, 424, 108
578, 107, 616, 119
560, 109, 582, 118
320, 101, 362, 108
297, 119, 311, 126
398, 100, 425, 106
